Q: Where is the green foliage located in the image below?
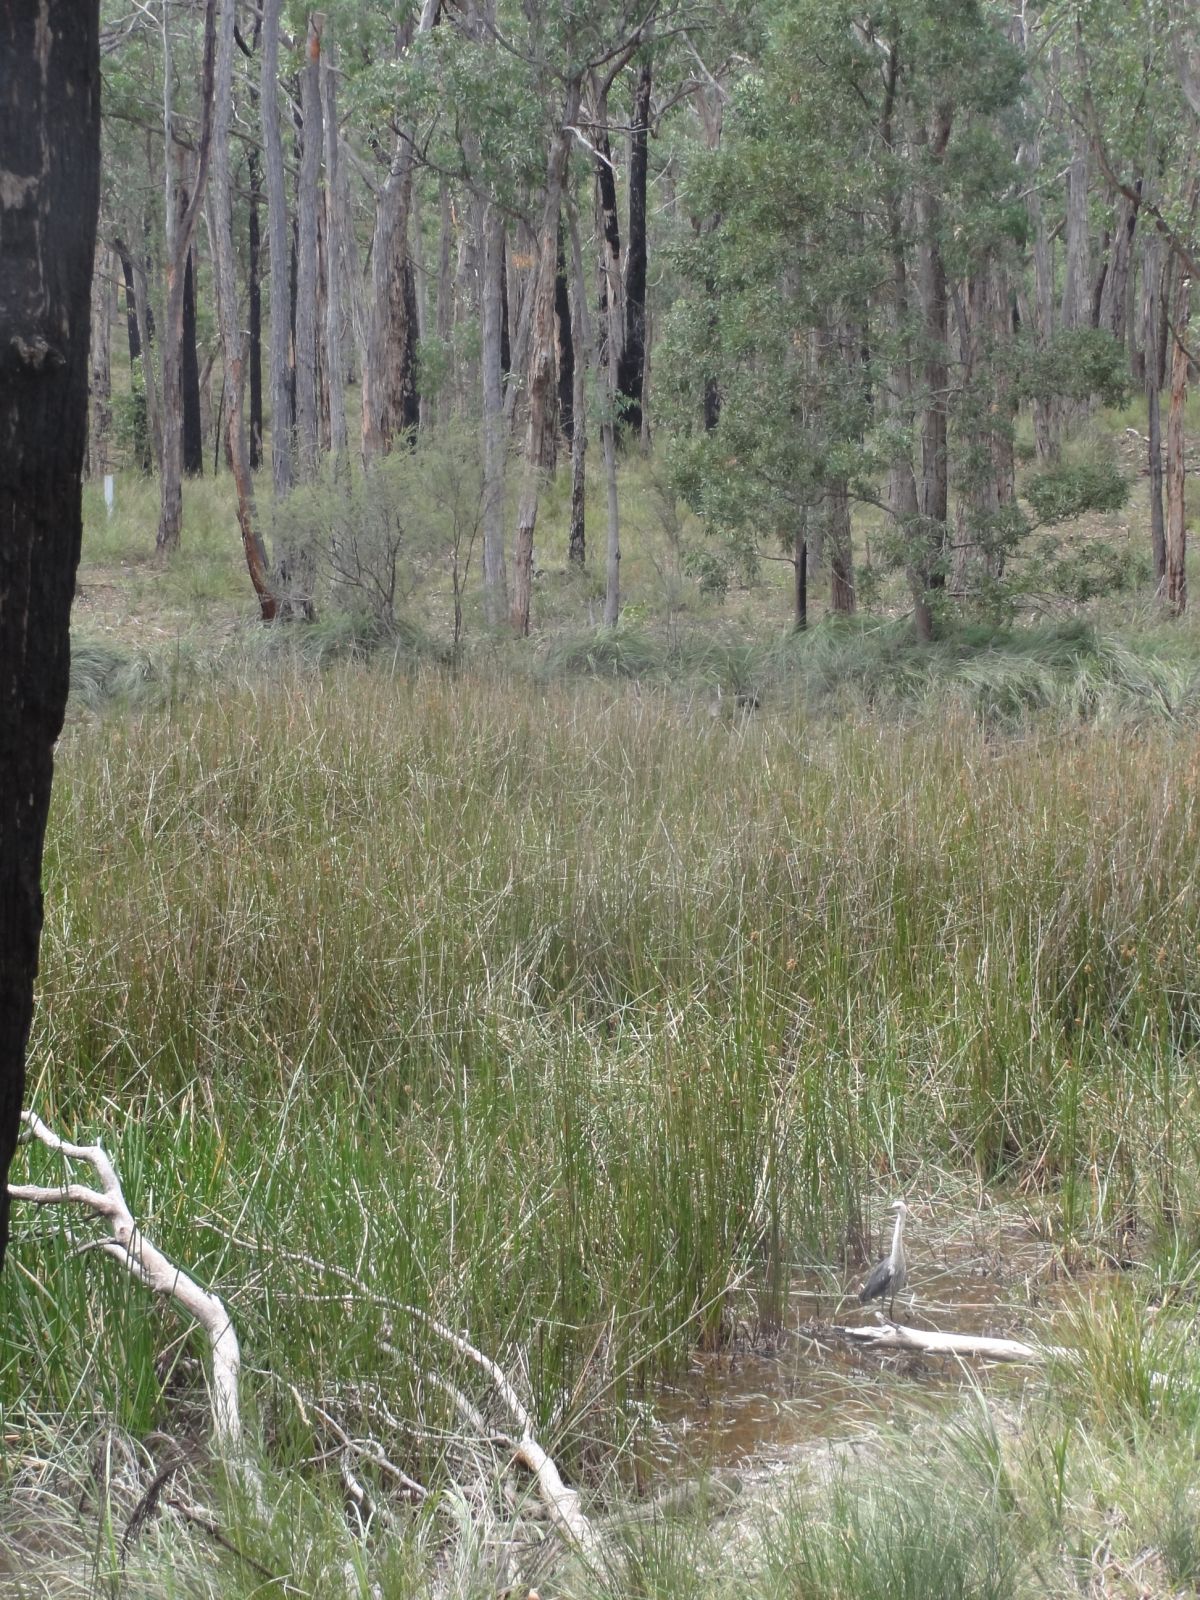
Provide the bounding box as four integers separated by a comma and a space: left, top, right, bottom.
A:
1016, 328, 1132, 411
1023, 458, 1130, 525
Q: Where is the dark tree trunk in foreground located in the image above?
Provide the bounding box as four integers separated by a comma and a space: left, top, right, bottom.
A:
0, 0, 101, 1267
181, 246, 203, 475
617, 59, 651, 435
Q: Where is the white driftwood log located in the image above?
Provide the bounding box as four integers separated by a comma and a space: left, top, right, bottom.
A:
832, 1320, 1044, 1363
8, 1110, 245, 1452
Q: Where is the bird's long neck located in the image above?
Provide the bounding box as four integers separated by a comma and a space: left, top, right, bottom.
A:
889, 1210, 905, 1265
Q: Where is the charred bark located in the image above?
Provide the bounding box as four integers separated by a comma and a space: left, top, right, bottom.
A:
555, 221, 574, 446
115, 239, 142, 365
793, 521, 808, 632
181, 246, 203, 475
0, 0, 101, 1264
617, 59, 651, 435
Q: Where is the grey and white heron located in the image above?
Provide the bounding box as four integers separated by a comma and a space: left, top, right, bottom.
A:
858, 1199, 910, 1320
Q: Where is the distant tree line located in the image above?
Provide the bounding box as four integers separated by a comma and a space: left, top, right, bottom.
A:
88, 0, 1200, 635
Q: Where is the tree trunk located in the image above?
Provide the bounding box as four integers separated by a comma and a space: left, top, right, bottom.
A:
567, 200, 589, 567
361, 0, 438, 461
879, 46, 929, 639
1165, 272, 1190, 613
436, 175, 454, 423
262, 0, 293, 497
481, 201, 509, 625
156, 0, 216, 555
511, 82, 580, 636
555, 220, 574, 447
115, 240, 142, 365
129, 243, 163, 471
1144, 230, 1166, 584
793, 520, 807, 631
916, 109, 951, 592
617, 59, 651, 436
248, 142, 263, 470
321, 27, 348, 467
210, 0, 276, 621
87, 243, 113, 479
828, 478, 855, 613
294, 12, 322, 478
181, 245, 203, 475
1060, 124, 1091, 331
0, 0, 101, 1266
593, 100, 624, 394
601, 412, 620, 626
1098, 188, 1139, 348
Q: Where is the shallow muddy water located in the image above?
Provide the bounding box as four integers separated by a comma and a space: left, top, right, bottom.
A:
640, 1210, 1077, 1476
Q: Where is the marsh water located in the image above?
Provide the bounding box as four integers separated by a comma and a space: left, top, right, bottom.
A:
642, 1209, 1075, 1478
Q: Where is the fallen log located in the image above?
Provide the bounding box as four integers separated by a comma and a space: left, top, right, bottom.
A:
829, 1320, 1045, 1363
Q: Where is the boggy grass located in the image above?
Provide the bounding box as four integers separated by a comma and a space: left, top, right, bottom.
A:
8, 663, 1200, 1589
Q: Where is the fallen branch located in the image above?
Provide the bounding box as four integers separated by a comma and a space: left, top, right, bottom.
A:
262, 1245, 601, 1556
829, 1319, 1044, 1363
8, 1110, 245, 1454
385, 1318, 600, 1556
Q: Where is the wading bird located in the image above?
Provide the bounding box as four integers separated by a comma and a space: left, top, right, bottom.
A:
859, 1199, 910, 1320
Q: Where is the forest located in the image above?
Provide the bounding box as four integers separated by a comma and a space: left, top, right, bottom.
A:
3, 0, 1200, 1595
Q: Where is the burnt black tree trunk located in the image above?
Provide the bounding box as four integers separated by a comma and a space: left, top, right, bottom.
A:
617, 59, 651, 435
0, 0, 101, 1267
115, 239, 142, 364
181, 246, 203, 475
555, 221, 574, 445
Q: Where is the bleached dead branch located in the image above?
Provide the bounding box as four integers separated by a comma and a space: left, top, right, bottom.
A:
8, 1110, 246, 1454
831, 1319, 1047, 1363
